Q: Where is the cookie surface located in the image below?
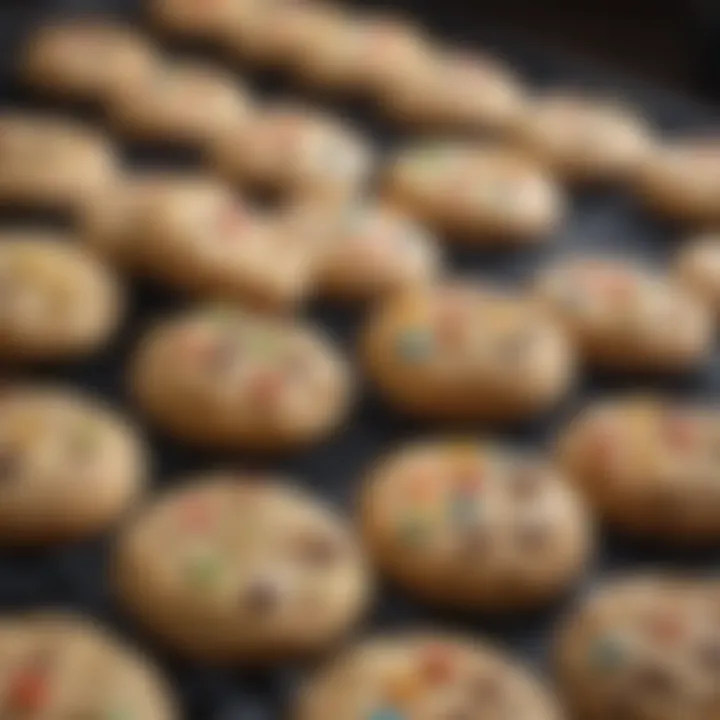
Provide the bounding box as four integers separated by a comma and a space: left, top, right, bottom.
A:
0, 612, 176, 719
361, 439, 592, 610
384, 142, 564, 242
209, 104, 374, 202
558, 395, 720, 542
555, 576, 720, 720
114, 474, 371, 663
130, 305, 353, 449
296, 633, 564, 720
149, 0, 250, 40
534, 256, 713, 372
518, 93, 653, 183
0, 234, 123, 361
0, 115, 117, 211
675, 233, 720, 315
361, 281, 575, 421
24, 21, 156, 101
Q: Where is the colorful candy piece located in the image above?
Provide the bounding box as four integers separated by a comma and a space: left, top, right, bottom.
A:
418, 643, 457, 685
6, 661, 51, 712
185, 549, 223, 589
395, 328, 433, 362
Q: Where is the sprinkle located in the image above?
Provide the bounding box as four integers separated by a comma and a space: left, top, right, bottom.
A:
418, 643, 457, 685
368, 708, 405, 720
644, 610, 686, 644
185, 550, 223, 589
178, 496, 215, 534
589, 636, 628, 673
6, 666, 50, 712
662, 412, 698, 452
395, 329, 433, 363
247, 371, 285, 408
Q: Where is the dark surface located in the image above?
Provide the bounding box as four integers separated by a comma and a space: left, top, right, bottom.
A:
0, 2, 719, 719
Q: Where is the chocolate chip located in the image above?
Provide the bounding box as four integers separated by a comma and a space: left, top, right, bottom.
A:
243, 579, 280, 615
295, 533, 343, 568
632, 665, 678, 697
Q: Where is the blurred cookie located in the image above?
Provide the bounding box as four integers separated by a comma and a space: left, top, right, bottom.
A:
518, 93, 653, 183
0, 233, 123, 362
297, 633, 564, 720
107, 60, 252, 146
384, 142, 564, 243
148, 0, 251, 41
558, 395, 720, 542
0, 114, 117, 212
675, 232, 720, 315
130, 305, 353, 450
360, 281, 575, 422
114, 474, 371, 663
23, 20, 157, 102
0, 612, 176, 719
535, 256, 713, 372
361, 439, 592, 611
209, 103, 374, 202
636, 137, 720, 225
0, 385, 146, 545
555, 576, 720, 720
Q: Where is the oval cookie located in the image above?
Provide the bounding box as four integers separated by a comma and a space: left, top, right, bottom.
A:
107, 60, 252, 146
558, 395, 720, 542
384, 142, 564, 243
635, 137, 720, 225
360, 282, 575, 422
130, 305, 353, 450
675, 233, 720, 316
114, 474, 371, 663
0, 612, 176, 719
534, 256, 713, 372
519, 93, 653, 183
361, 439, 592, 611
555, 576, 720, 720
296, 633, 563, 720
0, 114, 117, 212
0, 234, 123, 362
209, 104, 374, 202
0, 386, 146, 545
24, 21, 157, 102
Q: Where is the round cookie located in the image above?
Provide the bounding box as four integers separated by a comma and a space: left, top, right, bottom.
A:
360, 281, 575, 422
558, 395, 720, 543
296, 633, 564, 720
534, 256, 713, 372
361, 439, 593, 611
378, 49, 526, 134
675, 232, 720, 315
0, 385, 146, 545
0, 233, 123, 362
518, 92, 654, 183
84, 174, 321, 309
106, 60, 252, 146
383, 142, 564, 243
635, 137, 720, 225
0, 612, 176, 719
209, 103, 374, 202
23, 21, 157, 102
555, 576, 720, 720
0, 114, 117, 212
114, 474, 371, 663
130, 305, 353, 450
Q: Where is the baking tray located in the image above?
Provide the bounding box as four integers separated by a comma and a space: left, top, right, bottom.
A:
0, 1, 719, 718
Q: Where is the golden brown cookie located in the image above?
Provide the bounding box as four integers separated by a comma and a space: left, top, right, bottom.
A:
360, 281, 575, 422
361, 439, 593, 611
114, 473, 371, 663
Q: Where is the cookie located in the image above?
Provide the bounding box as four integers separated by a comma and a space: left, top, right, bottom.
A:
361, 439, 592, 611
149, 0, 250, 41
0, 233, 123, 362
558, 395, 720, 542
23, 21, 157, 102
0, 114, 117, 212
383, 142, 564, 243
555, 576, 720, 720
0, 612, 176, 719
635, 137, 720, 225
84, 174, 321, 309
209, 103, 374, 202
675, 232, 720, 315
378, 49, 526, 134
296, 633, 564, 720
106, 60, 252, 146
285, 201, 441, 302
114, 474, 371, 663
130, 305, 353, 449
0, 385, 146, 545
534, 256, 713, 372
360, 281, 575, 422
518, 93, 654, 183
